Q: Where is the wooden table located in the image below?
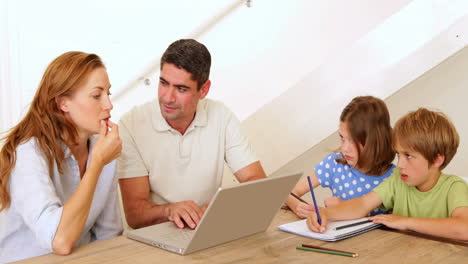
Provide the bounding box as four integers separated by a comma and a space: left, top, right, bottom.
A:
15, 210, 468, 264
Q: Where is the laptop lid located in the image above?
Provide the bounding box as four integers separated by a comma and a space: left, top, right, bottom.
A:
127, 172, 302, 255
185, 172, 302, 254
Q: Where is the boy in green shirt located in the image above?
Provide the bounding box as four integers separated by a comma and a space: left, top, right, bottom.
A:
307, 108, 468, 240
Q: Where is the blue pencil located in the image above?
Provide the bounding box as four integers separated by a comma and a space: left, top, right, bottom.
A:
307, 176, 322, 225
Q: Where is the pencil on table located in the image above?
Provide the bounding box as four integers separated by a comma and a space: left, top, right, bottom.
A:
334, 220, 373, 231
296, 246, 358, 257
301, 244, 359, 256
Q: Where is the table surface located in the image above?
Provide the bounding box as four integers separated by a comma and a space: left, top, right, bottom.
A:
14, 210, 468, 264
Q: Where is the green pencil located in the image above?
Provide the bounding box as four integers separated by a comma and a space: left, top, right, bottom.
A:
296, 246, 358, 258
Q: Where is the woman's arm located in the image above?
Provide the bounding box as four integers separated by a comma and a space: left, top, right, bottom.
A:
52, 121, 121, 255
89, 161, 123, 241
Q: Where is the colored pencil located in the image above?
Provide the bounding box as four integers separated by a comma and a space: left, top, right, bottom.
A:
301, 244, 359, 256
334, 220, 373, 231
307, 176, 322, 225
290, 192, 310, 204
296, 246, 357, 258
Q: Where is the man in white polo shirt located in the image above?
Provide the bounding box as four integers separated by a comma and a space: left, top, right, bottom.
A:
118, 39, 266, 230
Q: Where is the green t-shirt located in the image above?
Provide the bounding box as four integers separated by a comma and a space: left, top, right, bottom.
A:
373, 169, 468, 218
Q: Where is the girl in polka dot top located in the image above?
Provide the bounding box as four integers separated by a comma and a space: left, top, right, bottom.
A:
286, 96, 395, 218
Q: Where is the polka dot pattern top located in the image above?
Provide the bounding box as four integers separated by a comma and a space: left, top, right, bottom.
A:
315, 152, 395, 216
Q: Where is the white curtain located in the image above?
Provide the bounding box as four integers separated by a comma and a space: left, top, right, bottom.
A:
0, 0, 23, 136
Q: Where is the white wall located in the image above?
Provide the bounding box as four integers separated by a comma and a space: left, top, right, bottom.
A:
0, 0, 415, 134
112, 0, 414, 121
201, 0, 413, 121
0, 0, 237, 133
3, 2, 466, 173
237, 2, 468, 181
0, 0, 23, 137
271, 44, 468, 204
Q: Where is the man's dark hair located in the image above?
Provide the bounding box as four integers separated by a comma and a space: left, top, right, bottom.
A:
160, 39, 211, 89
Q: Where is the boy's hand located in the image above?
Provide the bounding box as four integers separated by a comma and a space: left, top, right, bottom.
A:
306, 208, 328, 233
368, 214, 409, 230
294, 203, 317, 219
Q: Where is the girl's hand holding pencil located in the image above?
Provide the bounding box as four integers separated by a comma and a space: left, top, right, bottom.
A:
306, 208, 329, 233
293, 202, 317, 219
289, 192, 317, 219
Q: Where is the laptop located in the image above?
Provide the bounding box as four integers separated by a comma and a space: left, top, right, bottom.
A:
126, 172, 302, 255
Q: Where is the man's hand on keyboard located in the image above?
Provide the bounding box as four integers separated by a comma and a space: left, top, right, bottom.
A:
201, 200, 211, 215
165, 201, 204, 229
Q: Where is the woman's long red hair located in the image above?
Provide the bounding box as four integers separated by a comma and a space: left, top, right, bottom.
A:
0, 51, 105, 211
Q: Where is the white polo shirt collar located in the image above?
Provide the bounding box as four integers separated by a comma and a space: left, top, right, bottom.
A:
152, 99, 208, 133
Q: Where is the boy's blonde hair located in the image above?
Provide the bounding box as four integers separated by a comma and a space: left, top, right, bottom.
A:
393, 108, 459, 170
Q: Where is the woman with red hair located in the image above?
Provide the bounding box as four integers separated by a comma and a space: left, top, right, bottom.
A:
0, 51, 122, 262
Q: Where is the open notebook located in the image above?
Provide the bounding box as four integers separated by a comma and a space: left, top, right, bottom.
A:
278, 217, 381, 241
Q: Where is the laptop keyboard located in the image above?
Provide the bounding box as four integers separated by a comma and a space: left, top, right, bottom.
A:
162, 229, 195, 243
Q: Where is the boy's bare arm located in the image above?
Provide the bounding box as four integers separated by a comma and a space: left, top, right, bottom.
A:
369, 206, 468, 241
325, 191, 382, 220
307, 191, 382, 232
